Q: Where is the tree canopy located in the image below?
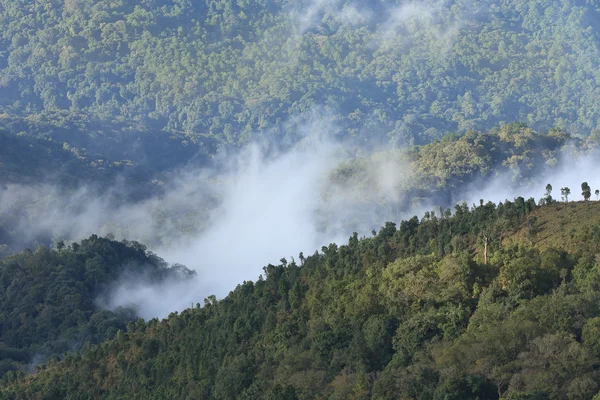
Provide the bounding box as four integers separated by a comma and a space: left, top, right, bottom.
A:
0, 0, 599, 150
4, 196, 600, 398
0, 235, 194, 379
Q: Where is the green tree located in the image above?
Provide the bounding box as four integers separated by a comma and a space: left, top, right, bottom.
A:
582, 182, 592, 201
544, 184, 553, 203
583, 317, 600, 356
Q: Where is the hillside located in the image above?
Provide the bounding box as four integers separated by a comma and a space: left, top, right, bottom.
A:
327, 123, 595, 209
0, 0, 599, 152
0, 235, 195, 379
0, 128, 115, 185
505, 200, 600, 253
4, 196, 600, 398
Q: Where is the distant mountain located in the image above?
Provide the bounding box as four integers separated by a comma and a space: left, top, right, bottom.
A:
0, 0, 599, 150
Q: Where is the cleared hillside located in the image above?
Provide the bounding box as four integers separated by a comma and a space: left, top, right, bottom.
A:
505, 200, 600, 253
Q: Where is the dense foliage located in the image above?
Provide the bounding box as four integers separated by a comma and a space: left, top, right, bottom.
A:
0, 123, 198, 214
5, 197, 600, 398
0, 114, 214, 183
0, 0, 600, 151
0, 235, 194, 379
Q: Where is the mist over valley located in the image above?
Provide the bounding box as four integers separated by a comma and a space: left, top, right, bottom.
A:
2, 0, 600, 398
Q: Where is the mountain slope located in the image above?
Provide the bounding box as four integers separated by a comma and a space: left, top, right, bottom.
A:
0, 0, 600, 149
5, 198, 600, 399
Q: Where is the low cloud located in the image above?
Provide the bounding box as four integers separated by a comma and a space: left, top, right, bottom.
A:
288, 0, 480, 53
96, 267, 201, 320
4, 119, 597, 321
0, 124, 417, 319
458, 151, 600, 207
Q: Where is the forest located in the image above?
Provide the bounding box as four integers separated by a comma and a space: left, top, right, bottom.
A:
0, 0, 599, 155
0, 121, 595, 257
3, 191, 600, 398
0, 235, 194, 380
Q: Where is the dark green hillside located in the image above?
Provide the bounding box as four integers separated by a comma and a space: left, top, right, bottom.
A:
4, 0, 600, 398
0, 235, 194, 379
0, 129, 113, 185
0, 125, 181, 204
0, 0, 599, 150
6, 198, 600, 398
0, 114, 215, 179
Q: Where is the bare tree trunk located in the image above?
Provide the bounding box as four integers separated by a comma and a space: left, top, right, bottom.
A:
484, 236, 488, 265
